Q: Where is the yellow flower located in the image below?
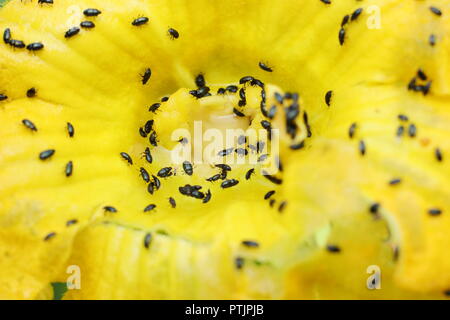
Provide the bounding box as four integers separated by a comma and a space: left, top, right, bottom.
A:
0, 0, 449, 299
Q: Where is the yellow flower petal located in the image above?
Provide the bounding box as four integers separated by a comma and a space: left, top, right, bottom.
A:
0, 0, 449, 299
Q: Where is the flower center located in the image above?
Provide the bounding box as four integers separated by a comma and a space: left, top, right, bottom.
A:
131, 76, 310, 205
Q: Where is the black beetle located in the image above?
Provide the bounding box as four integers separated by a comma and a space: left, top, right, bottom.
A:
157, 167, 173, 178
182, 160, 193, 176
258, 62, 273, 72
144, 204, 157, 212
39, 149, 55, 160
120, 152, 133, 165
65, 27, 80, 38
3, 28, 11, 44
221, 179, 239, 188
67, 122, 75, 137
26, 87, 36, 98
80, 21, 95, 29
22, 119, 37, 131
141, 68, 152, 84
83, 8, 102, 17
168, 28, 179, 39
132, 17, 149, 26
103, 206, 117, 213
65, 161, 73, 177
140, 167, 150, 183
